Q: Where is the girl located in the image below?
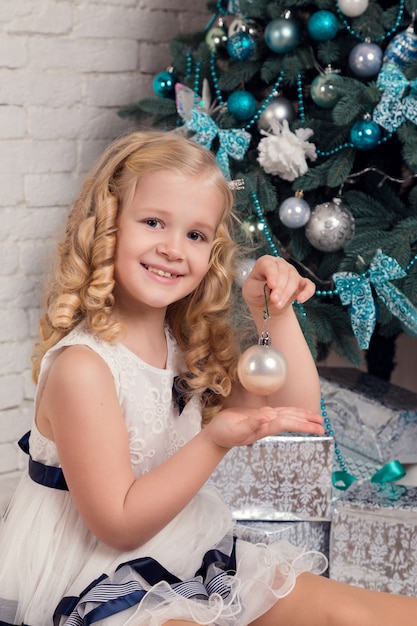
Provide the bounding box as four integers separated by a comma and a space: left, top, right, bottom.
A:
0, 131, 416, 626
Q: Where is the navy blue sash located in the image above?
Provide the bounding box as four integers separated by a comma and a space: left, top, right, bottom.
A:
18, 431, 68, 491
54, 538, 237, 625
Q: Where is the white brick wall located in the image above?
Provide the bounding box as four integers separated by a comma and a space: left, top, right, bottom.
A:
0, 0, 209, 514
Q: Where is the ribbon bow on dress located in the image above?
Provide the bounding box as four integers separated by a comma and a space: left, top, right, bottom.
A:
333, 249, 417, 349
373, 62, 417, 132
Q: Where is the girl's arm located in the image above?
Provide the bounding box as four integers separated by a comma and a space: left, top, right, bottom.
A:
37, 343, 323, 552
226, 255, 320, 412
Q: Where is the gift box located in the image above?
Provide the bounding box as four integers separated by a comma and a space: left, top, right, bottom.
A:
209, 435, 333, 521
234, 520, 330, 566
329, 481, 417, 596
319, 367, 417, 464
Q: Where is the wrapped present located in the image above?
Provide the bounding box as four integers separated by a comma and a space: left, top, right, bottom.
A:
234, 520, 330, 566
209, 435, 333, 521
330, 481, 417, 596
319, 366, 417, 464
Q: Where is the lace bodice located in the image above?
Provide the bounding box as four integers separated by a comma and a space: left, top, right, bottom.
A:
31, 322, 203, 475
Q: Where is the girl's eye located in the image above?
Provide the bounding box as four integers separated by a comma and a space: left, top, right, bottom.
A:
188, 231, 206, 242
144, 218, 162, 229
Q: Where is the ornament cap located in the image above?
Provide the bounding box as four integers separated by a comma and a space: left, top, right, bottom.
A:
258, 331, 272, 346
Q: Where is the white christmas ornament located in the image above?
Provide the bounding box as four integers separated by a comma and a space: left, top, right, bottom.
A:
337, 0, 369, 17
257, 119, 317, 181
235, 258, 256, 287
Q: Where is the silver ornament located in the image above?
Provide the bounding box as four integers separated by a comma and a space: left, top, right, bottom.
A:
257, 96, 296, 131
305, 198, 355, 252
279, 194, 311, 228
337, 0, 369, 17
238, 331, 288, 395
235, 258, 256, 287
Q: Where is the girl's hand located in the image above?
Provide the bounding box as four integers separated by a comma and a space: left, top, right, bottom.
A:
242, 255, 315, 317
205, 405, 324, 451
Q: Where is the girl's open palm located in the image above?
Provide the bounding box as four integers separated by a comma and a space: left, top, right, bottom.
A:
206, 405, 324, 450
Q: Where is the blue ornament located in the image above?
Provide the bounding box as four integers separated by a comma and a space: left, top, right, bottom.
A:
279, 195, 311, 228
383, 26, 417, 67
153, 71, 178, 98
264, 17, 300, 54
349, 42, 383, 78
307, 11, 339, 42
227, 31, 257, 61
227, 90, 257, 121
350, 119, 381, 150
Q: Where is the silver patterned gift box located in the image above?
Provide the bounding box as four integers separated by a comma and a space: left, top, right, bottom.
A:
330, 481, 417, 596
208, 435, 333, 521
319, 367, 417, 464
234, 520, 330, 567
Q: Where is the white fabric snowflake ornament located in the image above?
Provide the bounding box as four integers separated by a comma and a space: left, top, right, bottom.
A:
257, 119, 317, 181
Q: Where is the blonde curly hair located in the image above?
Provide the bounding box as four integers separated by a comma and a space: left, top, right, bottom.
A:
32, 130, 241, 420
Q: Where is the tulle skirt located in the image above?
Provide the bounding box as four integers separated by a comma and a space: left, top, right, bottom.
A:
0, 474, 327, 626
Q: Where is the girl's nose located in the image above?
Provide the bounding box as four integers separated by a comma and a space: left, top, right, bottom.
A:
156, 236, 184, 260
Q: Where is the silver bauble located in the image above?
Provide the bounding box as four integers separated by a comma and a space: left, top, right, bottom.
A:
235, 258, 256, 287
257, 96, 296, 131
305, 199, 355, 252
279, 195, 311, 228
337, 0, 369, 17
238, 340, 288, 395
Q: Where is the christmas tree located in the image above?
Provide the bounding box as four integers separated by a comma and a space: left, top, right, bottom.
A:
119, 0, 417, 380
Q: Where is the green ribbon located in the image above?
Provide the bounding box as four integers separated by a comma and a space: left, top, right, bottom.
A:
332, 459, 406, 491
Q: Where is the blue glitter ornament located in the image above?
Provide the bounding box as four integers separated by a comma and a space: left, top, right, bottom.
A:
227, 90, 257, 121
307, 11, 339, 41
383, 26, 417, 67
264, 17, 300, 54
153, 70, 178, 98
350, 118, 381, 150
227, 31, 257, 61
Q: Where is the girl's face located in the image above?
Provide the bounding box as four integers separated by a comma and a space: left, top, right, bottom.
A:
113, 169, 224, 318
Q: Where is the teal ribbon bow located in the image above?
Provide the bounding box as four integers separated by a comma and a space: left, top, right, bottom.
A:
333, 249, 417, 349
373, 62, 417, 133
332, 459, 406, 491
184, 107, 251, 180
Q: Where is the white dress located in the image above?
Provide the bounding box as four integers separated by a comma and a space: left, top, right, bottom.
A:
0, 323, 327, 626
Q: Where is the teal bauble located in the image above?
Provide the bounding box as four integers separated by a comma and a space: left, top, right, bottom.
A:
307, 11, 339, 41
264, 17, 300, 54
227, 90, 257, 121
227, 31, 257, 61
350, 119, 381, 150
152, 71, 178, 98
310, 72, 342, 108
